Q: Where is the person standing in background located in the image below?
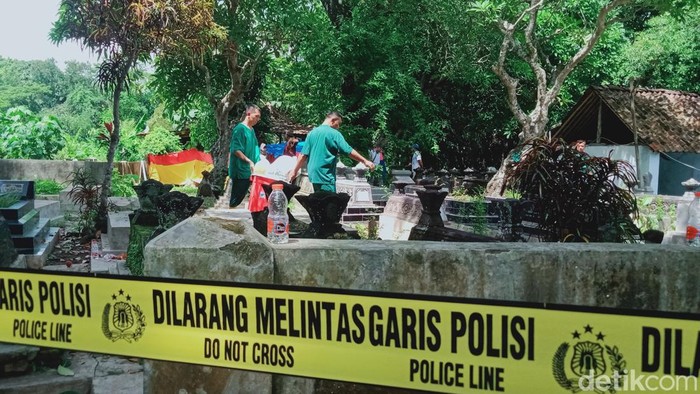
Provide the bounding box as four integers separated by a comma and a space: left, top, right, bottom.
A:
410, 143, 423, 181
288, 111, 375, 192
283, 135, 299, 157
370, 144, 387, 185
228, 105, 261, 208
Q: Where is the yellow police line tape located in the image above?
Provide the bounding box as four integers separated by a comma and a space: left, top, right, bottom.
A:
1, 268, 698, 393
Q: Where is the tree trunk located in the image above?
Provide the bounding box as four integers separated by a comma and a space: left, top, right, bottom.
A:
210, 108, 233, 190
485, 155, 511, 197
96, 77, 124, 232
485, 119, 546, 197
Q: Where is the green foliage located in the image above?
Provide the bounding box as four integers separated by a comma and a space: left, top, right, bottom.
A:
615, 9, 700, 92
186, 105, 219, 150
634, 196, 676, 233
142, 126, 182, 155
505, 138, 641, 242
0, 58, 66, 113
110, 169, 138, 197
35, 179, 64, 195
55, 133, 107, 160
171, 185, 198, 196
0, 107, 66, 159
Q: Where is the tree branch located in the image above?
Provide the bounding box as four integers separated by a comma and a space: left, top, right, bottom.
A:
194, 60, 218, 108
492, 20, 528, 129
545, 0, 630, 106
523, 0, 547, 115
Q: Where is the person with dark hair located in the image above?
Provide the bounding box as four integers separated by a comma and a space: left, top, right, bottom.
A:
283, 136, 299, 157
228, 104, 260, 208
572, 139, 587, 153
288, 111, 375, 192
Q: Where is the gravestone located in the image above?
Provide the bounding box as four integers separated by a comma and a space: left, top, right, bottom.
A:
377, 193, 424, 240
0, 217, 17, 267
409, 185, 499, 242
0, 180, 51, 256
336, 164, 381, 222
391, 169, 414, 194
126, 180, 174, 274
296, 192, 350, 239
151, 191, 203, 239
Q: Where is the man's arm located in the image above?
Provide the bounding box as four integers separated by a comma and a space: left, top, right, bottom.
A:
349, 149, 375, 170
287, 154, 309, 182
234, 150, 255, 174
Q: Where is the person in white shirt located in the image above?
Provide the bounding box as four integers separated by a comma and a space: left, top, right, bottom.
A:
410, 143, 423, 181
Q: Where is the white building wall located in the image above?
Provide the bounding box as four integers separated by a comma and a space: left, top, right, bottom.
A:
585, 144, 660, 194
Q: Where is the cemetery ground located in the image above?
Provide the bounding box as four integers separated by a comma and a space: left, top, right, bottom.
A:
1, 222, 145, 393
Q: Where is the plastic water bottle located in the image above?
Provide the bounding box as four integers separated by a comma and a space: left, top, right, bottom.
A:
687, 191, 700, 247
267, 183, 289, 244
90, 238, 102, 258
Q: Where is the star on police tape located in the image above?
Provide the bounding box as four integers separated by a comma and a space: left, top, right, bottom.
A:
101, 289, 146, 343
552, 324, 627, 393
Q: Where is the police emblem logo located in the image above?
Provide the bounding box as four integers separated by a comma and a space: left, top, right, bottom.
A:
102, 289, 146, 342
552, 324, 627, 393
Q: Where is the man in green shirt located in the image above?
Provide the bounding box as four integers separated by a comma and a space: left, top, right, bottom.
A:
288, 111, 375, 192
228, 105, 261, 208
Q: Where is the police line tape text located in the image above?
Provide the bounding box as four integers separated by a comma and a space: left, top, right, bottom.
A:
152, 291, 534, 358
203, 338, 294, 367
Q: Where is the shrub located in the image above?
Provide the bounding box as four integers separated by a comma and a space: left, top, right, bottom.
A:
110, 169, 138, 197
504, 137, 640, 242
35, 179, 64, 195
67, 168, 101, 237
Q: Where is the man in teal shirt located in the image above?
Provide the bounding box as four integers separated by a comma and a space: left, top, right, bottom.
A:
229, 105, 260, 207
288, 111, 375, 192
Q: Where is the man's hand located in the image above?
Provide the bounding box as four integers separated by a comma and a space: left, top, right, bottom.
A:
248, 160, 255, 175
287, 169, 298, 182
364, 159, 376, 170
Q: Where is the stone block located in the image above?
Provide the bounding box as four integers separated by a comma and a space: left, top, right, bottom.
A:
0, 343, 39, 375
0, 365, 92, 394
107, 211, 131, 252
109, 197, 140, 211
142, 217, 275, 393
272, 241, 700, 313
59, 186, 81, 213
33, 200, 61, 222
23, 227, 60, 269
140, 214, 700, 394
378, 194, 423, 240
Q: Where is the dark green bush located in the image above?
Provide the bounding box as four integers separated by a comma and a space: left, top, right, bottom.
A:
504, 138, 640, 242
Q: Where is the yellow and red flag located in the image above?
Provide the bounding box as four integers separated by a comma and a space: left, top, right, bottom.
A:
147, 149, 213, 186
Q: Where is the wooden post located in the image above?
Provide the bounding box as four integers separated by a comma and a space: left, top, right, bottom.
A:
596, 99, 602, 143
630, 80, 642, 188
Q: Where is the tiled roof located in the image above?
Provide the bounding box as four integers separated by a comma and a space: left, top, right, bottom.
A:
266, 104, 313, 136
556, 86, 700, 153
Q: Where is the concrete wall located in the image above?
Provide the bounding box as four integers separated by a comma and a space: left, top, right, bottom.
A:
587, 144, 660, 194
142, 217, 700, 394
659, 152, 700, 196
0, 159, 110, 185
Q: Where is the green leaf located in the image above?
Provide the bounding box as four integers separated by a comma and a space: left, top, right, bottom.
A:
57, 364, 75, 376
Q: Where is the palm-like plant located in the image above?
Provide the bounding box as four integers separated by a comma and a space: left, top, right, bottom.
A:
504, 138, 640, 242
